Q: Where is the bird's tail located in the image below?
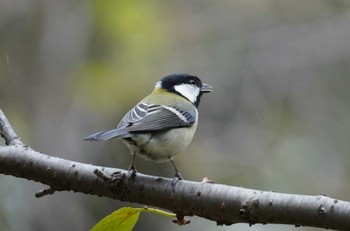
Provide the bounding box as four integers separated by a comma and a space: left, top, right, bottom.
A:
82, 128, 130, 141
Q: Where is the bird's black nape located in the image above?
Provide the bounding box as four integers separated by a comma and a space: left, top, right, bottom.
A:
160, 73, 202, 90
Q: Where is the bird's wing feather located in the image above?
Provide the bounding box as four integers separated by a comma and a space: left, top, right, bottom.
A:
82, 103, 196, 141
117, 103, 148, 128
118, 103, 196, 132
82, 128, 130, 141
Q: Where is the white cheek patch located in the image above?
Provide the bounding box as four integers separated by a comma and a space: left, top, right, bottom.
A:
174, 84, 200, 104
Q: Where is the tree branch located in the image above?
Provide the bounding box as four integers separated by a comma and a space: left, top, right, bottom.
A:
0, 109, 23, 146
0, 108, 349, 230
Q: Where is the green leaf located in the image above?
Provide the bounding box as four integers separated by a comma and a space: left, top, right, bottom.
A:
90, 207, 141, 231
90, 207, 177, 231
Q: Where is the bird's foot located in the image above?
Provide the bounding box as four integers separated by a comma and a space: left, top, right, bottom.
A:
128, 164, 137, 180
171, 171, 183, 189
174, 171, 183, 180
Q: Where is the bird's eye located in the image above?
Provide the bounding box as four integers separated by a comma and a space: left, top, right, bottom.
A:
189, 80, 196, 85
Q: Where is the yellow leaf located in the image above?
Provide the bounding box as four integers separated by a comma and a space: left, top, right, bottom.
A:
90, 207, 141, 231
90, 207, 177, 231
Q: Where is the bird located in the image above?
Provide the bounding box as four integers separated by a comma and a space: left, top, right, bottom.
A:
82, 73, 212, 179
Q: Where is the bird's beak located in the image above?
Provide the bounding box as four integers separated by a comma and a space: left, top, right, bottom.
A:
201, 83, 213, 93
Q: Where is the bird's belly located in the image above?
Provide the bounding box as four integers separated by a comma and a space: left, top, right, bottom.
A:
124, 123, 197, 162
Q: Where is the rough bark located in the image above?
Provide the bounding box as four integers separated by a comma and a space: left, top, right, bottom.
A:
0, 109, 349, 230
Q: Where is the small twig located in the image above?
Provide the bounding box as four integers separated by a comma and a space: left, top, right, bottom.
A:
94, 168, 132, 201
173, 213, 191, 225
0, 109, 23, 146
94, 168, 111, 180
35, 187, 57, 198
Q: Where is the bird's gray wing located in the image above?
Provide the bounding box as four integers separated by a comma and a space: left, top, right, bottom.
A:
119, 103, 196, 132
81, 103, 150, 141
82, 128, 130, 141
82, 103, 196, 141
117, 103, 149, 128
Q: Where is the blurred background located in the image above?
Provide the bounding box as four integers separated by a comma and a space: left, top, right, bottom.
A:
1, 0, 350, 230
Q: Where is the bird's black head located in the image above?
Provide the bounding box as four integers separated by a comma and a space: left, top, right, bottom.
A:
156, 73, 212, 107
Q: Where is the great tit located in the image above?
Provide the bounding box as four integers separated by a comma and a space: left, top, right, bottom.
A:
83, 73, 212, 178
